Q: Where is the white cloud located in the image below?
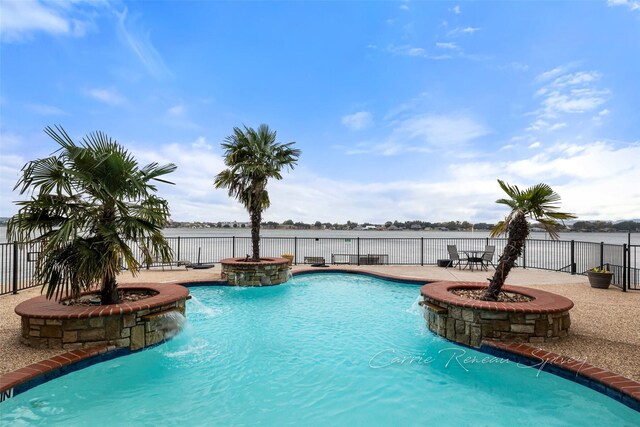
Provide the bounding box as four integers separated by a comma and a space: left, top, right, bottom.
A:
1, 134, 638, 222
393, 113, 489, 147
342, 111, 373, 131
448, 27, 480, 36
548, 123, 567, 131
0, 0, 98, 43
383, 91, 431, 121
206, 140, 640, 222
115, 7, 171, 79
450, 6, 462, 14
0, 152, 28, 216
528, 66, 610, 132
528, 141, 541, 149
1, 0, 69, 42
607, 0, 640, 11
552, 71, 601, 87
191, 136, 212, 150
386, 44, 428, 57
130, 140, 230, 221
592, 109, 611, 125
26, 103, 68, 116
384, 44, 457, 60
400, 4, 409, 11
347, 112, 490, 156
85, 88, 126, 105
535, 65, 573, 83
496, 62, 529, 72
167, 104, 185, 117
526, 119, 566, 132
436, 42, 459, 50
541, 89, 608, 114
164, 103, 200, 130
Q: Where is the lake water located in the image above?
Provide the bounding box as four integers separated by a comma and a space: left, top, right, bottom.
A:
0, 226, 636, 245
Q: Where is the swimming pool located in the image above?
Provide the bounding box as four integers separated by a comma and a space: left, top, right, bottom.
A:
2, 273, 639, 425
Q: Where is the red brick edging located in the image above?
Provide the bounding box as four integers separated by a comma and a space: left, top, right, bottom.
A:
420, 281, 574, 313
0, 345, 117, 397
15, 283, 189, 319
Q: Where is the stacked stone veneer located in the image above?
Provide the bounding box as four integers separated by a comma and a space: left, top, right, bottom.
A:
15, 283, 189, 351
421, 282, 573, 348
220, 257, 290, 286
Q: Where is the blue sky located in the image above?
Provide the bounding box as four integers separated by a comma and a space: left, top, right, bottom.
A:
1, 0, 639, 224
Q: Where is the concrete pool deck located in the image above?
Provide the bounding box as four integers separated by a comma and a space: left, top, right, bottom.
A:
1, 265, 639, 386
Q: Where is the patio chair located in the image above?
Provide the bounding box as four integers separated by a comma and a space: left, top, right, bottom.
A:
446, 245, 463, 269
481, 245, 496, 271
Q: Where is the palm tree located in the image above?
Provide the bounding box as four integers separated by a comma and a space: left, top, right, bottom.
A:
482, 180, 576, 301
214, 124, 300, 261
7, 125, 176, 305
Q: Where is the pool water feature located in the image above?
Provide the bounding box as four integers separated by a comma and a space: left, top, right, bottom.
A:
2, 273, 639, 425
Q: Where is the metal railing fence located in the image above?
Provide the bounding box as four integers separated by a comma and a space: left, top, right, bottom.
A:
1, 234, 638, 295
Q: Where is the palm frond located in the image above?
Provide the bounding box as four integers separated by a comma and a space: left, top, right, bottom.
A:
7, 125, 176, 301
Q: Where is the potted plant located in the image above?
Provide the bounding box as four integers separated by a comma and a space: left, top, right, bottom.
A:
281, 253, 294, 266
587, 267, 613, 289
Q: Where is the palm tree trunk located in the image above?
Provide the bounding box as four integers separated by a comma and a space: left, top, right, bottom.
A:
482, 213, 529, 301
100, 270, 120, 305
250, 206, 261, 262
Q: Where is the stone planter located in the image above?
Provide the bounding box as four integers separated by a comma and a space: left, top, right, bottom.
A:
220, 257, 290, 286
421, 281, 574, 348
587, 271, 613, 289
14, 283, 189, 351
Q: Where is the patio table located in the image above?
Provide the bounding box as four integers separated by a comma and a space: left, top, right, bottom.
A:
463, 250, 484, 271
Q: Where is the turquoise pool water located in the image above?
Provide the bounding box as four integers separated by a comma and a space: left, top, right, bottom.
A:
2, 273, 639, 426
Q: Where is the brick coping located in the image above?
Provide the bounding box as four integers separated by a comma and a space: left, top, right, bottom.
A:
220, 257, 289, 266
14, 283, 189, 319
0, 346, 120, 397
421, 281, 574, 313
2, 271, 638, 413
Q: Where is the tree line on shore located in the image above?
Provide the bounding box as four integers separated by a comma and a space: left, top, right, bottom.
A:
165, 219, 639, 232
2, 217, 638, 233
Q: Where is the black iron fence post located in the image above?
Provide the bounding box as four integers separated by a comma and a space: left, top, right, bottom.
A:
146, 237, 151, 269
570, 240, 576, 275
628, 233, 632, 291
294, 237, 298, 265
421, 237, 424, 266
232, 236, 236, 258
12, 242, 18, 294
623, 244, 628, 292
599, 242, 604, 270
523, 244, 527, 269
357, 237, 360, 266
177, 236, 181, 261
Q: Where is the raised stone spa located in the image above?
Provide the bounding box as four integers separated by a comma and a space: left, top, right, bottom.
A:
421, 281, 574, 348
15, 283, 189, 351
220, 257, 291, 286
